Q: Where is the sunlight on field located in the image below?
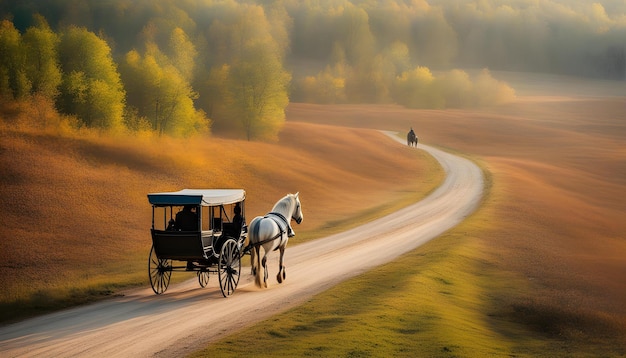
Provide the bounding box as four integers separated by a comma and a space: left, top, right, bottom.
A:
1, 72, 625, 355
198, 87, 626, 355
0, 118, 439, 321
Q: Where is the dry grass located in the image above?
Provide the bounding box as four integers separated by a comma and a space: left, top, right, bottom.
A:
2, 75, 626, 354
0, 117, 439, 321
281, 96, 626, 353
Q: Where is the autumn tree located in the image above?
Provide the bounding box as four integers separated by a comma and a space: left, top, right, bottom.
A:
166, 27, 196, 82
393, 66, 442, 109
228, 39, 290, 140
335, 4, 375, 67
207, 4, 290, 140
120, 28, 208, 137
57, 26, 125, 130
0, 20, 29, 99
22, 15, 62, 100
293, 63, 347, 104
228, 6, 291, 140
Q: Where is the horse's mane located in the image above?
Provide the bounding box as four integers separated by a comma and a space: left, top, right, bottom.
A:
271, 194, 293, 216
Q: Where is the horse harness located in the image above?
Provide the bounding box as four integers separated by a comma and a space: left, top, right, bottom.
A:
249, 212, 293, 249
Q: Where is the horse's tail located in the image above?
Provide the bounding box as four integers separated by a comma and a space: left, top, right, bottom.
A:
249, 217, 264, 288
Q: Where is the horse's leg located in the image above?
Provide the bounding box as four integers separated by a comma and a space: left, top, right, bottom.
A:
254, 246, 263, 288
276, 245, 286, 284
250, 245, 257, 276
261, 254, 268, 288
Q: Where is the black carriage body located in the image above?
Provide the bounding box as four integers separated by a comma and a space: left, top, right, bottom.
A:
147, 189, 247, 297
150, 230, 209, 261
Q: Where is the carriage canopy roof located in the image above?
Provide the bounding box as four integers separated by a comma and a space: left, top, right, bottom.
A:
147, 189, 245, 206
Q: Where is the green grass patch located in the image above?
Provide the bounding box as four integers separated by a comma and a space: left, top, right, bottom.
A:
189, 156, 529, 356
191, 155, 626, 358
190, 150, 626, 357
191, 224, 524, 357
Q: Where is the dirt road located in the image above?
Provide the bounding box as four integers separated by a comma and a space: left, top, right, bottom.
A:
0, 132, 483, 357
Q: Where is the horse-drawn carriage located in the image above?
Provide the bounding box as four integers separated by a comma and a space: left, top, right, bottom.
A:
147, 188, 304, 297
147, 189, 247, 297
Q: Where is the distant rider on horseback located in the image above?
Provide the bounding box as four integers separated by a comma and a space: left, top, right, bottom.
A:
407, 127, 418, 147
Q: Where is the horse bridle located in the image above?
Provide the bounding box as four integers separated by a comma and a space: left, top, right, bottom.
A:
292, 200, 302, 224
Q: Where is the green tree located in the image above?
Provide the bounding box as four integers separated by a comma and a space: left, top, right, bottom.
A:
155, 63, 207, 137
22, 15, 62, 100
0, 20, 29, 99
120, 49, 158, 128
167, 27, 196, 82
226, 5, 291, 141
57, 26, 125, 130
120, 45, 208, 137
196, 63, 230, 120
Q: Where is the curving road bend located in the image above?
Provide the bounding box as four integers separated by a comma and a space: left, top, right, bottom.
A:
0, 132, 483, 357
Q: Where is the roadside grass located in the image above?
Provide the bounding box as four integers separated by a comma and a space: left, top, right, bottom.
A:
193, 98, 626, 357
192, 152, 626, 358
192, 208, 528, 357
0, 251, 146, 322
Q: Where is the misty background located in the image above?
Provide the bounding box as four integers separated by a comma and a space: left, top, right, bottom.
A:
1, 0, 624, 138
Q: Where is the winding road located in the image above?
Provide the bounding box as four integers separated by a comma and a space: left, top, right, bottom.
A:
0, 132, 483, 357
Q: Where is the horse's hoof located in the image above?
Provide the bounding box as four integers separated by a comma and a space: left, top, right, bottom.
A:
277, 274, 282, 284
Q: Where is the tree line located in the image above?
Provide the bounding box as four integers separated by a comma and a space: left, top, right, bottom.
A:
1, 0, 624, 138
1, 2, 291, 139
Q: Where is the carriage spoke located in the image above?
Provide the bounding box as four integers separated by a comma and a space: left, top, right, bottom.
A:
148, 246, 171, 295
218, 239, 241, 297
198, 271, 210, 288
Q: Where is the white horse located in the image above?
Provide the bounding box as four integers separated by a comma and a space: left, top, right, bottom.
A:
248, 193, 303, 288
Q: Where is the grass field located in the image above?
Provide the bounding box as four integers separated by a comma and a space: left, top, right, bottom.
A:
1, 73, 625, 356
0, 115, 441, 323
193, 81, 626, 355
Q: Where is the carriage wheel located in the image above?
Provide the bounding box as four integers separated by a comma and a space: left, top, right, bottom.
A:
197, 270, 210, 288
218, 238, 241, 297
148, 245, 172, 294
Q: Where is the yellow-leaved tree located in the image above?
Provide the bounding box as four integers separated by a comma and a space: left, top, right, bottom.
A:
120, 27, 209, 137
206, 3, 291, 141
57, 26, 125, 131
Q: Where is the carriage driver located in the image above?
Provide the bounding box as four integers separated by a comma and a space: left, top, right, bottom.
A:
233, 203, 243, 233
175, 205, 198, 231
